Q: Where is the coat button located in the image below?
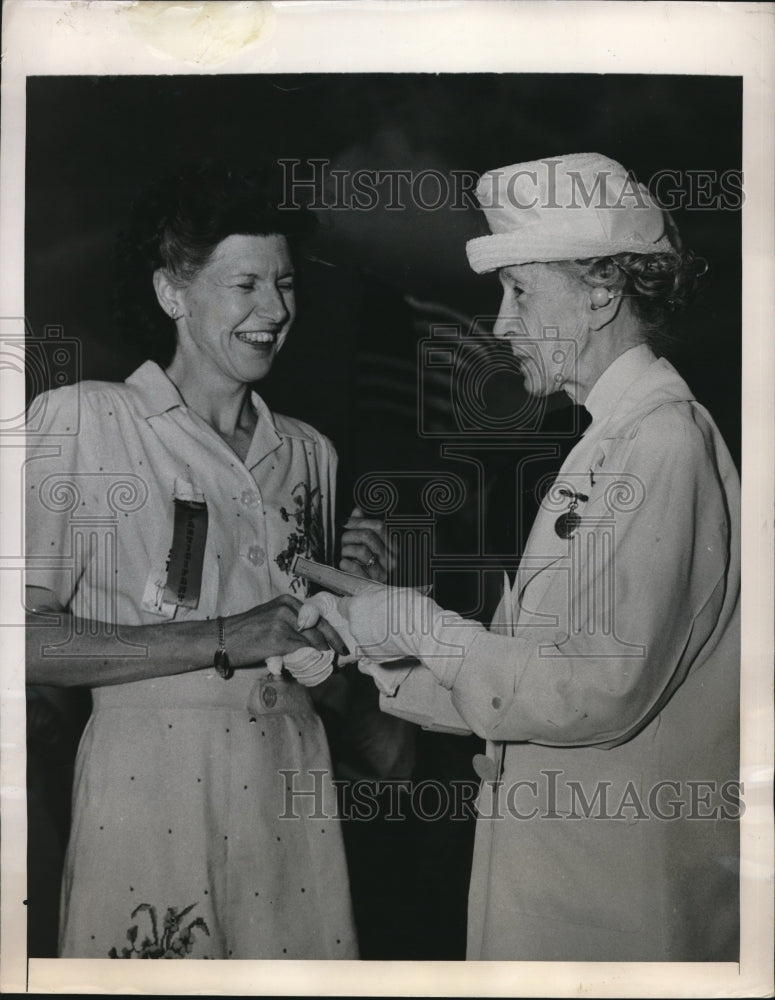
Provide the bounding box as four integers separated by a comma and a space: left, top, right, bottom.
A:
241, 489, 261, 509
472, 753, 498, 782
246, 544, 265, 566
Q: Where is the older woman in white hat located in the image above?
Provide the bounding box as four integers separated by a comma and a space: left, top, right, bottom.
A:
303, 153, 740, 961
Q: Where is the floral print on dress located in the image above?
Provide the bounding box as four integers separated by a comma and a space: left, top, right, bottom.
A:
108, 902, 210, 958
275, 482, 324, 591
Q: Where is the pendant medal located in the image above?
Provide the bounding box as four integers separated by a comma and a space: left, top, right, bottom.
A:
554, 488, 588, 539
554, 509, 581, 539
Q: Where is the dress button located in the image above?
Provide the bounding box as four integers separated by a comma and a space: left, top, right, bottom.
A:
261, 685, 277, 708
246, 544, 265, 567
491, 696, 502, 709
472, 753, 498, 782
241, 489, 261, 509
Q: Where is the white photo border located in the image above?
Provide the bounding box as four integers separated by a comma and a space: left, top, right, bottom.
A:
1, 1, 772, 995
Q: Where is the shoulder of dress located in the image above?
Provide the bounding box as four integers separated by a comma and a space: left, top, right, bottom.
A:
27, 379, 133, 432
272, 411, 334, 452
40, 379, 130, 403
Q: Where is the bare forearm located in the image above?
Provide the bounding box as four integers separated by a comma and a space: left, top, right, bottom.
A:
24, 580, 346, 689
25, 612, 217, 687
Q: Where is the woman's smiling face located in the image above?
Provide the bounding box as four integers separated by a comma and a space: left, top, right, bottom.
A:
171, 233, 296, 386
493, 262, 590, 399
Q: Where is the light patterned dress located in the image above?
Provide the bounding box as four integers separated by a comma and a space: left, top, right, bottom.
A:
25, 361, 358, 959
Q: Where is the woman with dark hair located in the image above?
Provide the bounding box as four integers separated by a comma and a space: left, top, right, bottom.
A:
303, 154, 741, 961
24, 165, 364, 958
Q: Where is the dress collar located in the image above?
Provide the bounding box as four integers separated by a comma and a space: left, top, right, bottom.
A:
243, 389, 283, 469
125, 360, 186, 418
125, 360, 283, 467
583, 344, 659, 424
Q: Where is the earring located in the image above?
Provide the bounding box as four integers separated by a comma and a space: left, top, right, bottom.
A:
590, 287, 613, 310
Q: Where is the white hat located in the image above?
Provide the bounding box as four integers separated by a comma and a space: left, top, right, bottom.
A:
466, 152, 676, 273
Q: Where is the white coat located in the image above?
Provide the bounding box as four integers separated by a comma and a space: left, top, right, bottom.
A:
380, 346, 740, 961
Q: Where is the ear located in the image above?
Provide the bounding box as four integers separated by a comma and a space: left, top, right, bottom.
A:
586, 286, 624, 331
153, 269, 184, 321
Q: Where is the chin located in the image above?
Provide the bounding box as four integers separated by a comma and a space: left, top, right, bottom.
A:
246, 354, 277, 383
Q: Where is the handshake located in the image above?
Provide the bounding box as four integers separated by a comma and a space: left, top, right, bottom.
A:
275, 588, 414, 694
280, 577, 485, 695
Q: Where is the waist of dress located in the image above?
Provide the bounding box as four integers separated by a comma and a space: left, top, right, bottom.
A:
91, 666, 315, 716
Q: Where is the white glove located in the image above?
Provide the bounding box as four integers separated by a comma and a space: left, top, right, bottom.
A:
265, 601, 336, 685
297, 590, 412, 696
272, 646, 335, 687
341, 584, 487, 690
296, 591, 360, 662
265, 655, 285, 677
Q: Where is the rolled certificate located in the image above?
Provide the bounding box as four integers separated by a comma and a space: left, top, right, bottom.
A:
292, 555, 432, 598
291, 555, 379, 596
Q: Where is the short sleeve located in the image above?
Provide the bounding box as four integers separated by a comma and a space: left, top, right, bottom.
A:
25, 385, 93, 610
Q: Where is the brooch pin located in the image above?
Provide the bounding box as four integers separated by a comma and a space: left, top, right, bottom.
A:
554, 488, 588, 539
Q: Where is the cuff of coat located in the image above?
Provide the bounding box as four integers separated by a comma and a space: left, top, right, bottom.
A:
415, 611, 489, 690
449, 629, 538, 741
378, 663, 473, 735
358, 657, 415, 696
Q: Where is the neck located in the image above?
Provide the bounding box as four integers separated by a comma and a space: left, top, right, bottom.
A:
165, 355, 252, 438
566, 314, 646, 405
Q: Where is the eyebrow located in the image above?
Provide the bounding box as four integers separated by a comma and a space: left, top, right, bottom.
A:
230, 270, 295, 278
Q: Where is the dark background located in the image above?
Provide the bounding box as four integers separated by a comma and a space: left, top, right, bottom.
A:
25, 73, 742, 959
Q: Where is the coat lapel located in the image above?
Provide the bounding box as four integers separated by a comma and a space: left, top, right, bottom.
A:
504, 355, 697, 631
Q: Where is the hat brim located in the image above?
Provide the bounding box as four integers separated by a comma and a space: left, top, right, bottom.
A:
466, 233, 674, 274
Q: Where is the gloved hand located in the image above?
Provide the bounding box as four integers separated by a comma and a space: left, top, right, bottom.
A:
278, 646, 335, 687
300, 585, 487, 690
296, 590, 410, 695
296, 591, 359, 662
263, 596, 340, 686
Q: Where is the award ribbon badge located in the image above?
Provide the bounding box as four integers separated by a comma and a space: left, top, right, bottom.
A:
163, 483, 209, 609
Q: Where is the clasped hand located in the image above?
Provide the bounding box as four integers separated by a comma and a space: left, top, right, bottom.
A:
297, 585, 485, 691
225, 594, 347, 667
298, 586, 430, 662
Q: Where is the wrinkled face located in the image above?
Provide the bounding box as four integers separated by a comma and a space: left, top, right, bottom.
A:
173, 233, 296, 385
493, 262, 590, 398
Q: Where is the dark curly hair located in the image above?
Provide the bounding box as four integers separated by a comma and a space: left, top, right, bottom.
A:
552, 248, 707, 351
115, 162, 317, 366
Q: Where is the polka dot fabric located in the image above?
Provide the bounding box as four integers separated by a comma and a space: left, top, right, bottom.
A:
27, 363, 356, 958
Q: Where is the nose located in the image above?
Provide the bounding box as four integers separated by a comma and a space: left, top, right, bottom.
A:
493, 300, 523, 340
253, 283, 291, 326
493, 312, 511, 340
